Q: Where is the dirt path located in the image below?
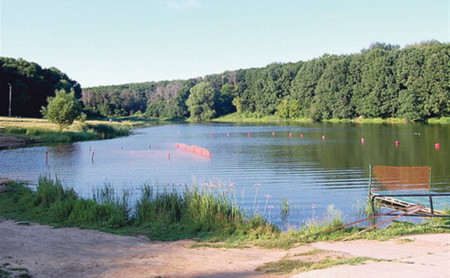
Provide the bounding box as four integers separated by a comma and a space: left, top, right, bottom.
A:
0, 219, 448, 278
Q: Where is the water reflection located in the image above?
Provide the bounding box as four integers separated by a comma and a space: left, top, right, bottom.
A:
0, 122, 448, 225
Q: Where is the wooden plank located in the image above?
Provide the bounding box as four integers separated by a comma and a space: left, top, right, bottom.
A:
342, 205, 424, 241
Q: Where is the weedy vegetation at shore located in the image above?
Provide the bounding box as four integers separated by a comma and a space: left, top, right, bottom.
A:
0, 178, 448, 246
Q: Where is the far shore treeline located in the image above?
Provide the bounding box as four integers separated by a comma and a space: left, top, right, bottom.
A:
1, 41, 449, 121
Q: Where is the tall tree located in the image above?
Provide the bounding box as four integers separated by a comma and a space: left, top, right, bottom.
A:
186, 82, 216, 121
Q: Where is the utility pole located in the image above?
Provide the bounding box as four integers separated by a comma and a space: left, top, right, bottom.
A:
7, 83, 12, 117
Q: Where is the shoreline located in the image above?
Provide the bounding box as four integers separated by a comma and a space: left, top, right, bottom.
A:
0, 218, 448, 277
0, 135, 27, 149
213, 113, 450, 125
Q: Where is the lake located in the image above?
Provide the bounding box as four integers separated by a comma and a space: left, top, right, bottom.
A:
0, 122, 448, 227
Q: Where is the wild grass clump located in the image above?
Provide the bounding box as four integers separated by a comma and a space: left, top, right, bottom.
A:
9, 176, 130, 229
134, 185, 279, 240
3, 127, 28, 134
85, 123, 130, 139
1, 179, 447, 245
0, 178, 278, 241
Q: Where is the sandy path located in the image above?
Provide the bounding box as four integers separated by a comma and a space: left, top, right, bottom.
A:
0, 219, 290, 278
0, 219, 448, 278
295, 234, 450, 278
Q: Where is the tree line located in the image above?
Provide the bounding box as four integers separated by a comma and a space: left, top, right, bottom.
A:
82, 41, 448, 121
1, 41, 449, 121
0, 57, 81, 117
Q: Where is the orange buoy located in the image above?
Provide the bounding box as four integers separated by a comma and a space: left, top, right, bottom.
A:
300, 134, 304, 138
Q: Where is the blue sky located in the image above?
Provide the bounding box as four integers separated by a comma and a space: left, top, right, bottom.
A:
1, 0, 449, 87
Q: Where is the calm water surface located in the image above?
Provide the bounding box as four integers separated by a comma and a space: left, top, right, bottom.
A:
1, 123, 448, 226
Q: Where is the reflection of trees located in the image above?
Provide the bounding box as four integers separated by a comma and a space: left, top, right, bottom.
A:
260, 124, 449, 190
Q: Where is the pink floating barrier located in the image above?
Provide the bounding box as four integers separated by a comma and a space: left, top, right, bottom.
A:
174, 143, 211, 159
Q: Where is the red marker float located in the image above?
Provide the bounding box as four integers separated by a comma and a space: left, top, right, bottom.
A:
435, 143, 440, 150
289, 133, 293, 138
300, 134, 304, 138
395, 140, 400, 147
361, 138, 365, 144
322, 135, 326, 140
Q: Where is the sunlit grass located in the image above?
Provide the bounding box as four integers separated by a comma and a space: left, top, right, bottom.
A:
213, 113, 425, 124
256, 256, 384, 274
0, 117, 140, 143
0, 116, 60, 130
213, 112, 313, 123
427, 117, 450, 124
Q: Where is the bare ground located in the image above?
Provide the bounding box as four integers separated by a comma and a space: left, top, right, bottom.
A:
0, 219, 448, 278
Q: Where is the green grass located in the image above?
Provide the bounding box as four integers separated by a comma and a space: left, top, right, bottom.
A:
0, 261, 30, 278
294, 249, 326, 257
0, 116, 152, 145
213, 112, 313, 123
0, 178, 448, 247
256, 256, 383, 274
213, 113, 432, 125
427, 117, 450, 124
0, 122, 130, 145
189, 243, 250, 249
0, 178, 278, 241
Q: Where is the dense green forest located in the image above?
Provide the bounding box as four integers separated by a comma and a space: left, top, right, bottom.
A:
82, 41, 449, 121
0, 57, 81, 117
1, 41, 449, 121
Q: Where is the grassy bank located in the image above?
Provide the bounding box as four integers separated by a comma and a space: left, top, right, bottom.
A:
213, 112, 313, 124
0, 178, 448, 246
213, 113, 450, 125
0, 178, 278, 241
427, 117, 450, 124
0, 116, 151, 145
